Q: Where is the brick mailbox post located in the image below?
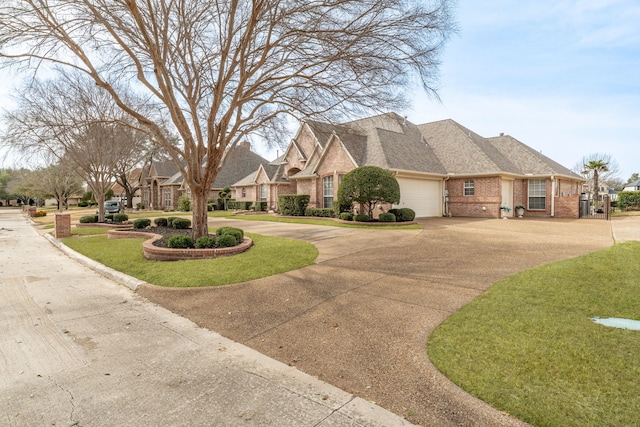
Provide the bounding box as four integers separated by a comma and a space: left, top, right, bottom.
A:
55, 213, 72, 238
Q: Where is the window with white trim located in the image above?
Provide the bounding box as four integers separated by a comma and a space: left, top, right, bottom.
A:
323, 175, 334, 208
528, 179, 546, 210
464, 180, 475, 196
163, 190, 171, 207
260, 184, 267, 201
242, 188, 246, 198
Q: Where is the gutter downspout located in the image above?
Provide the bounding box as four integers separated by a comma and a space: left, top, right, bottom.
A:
443, 176, 450, 217
550, 176, 556, 217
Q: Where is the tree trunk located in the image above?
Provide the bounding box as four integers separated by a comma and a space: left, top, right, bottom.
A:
191, 186, 210, 240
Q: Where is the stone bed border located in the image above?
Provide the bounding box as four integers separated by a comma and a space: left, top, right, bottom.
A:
107, 228, 253, 261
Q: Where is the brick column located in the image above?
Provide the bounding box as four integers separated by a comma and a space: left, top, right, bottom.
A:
55, 213, 72, 238
28, 206, 37, 217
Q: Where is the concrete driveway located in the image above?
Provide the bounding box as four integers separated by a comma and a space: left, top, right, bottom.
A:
139, 216, 616, 427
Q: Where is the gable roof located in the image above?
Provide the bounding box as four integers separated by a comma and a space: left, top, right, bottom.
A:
155, 142, 270, 189
212, 142, 269, 188
487, 134, 582, 179
417, 119, 521, 175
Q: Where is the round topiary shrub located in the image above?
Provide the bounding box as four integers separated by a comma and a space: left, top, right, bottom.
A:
79, 215, 98, 223
354, 214, 370, 222
379, 212, 396, 222
339, 212, 354, 221
78, 201, 89, 207
194, 236, 215, 249
154, 217, 168, 227
216, 227, 244, 240
396, 208, 416, 222
216, 233, 237, 247
166, 216, 179, 226
132, 218, 151, 229
112, 213, 128, 223
172, 218, 191, 229
167, 235, 193, 249
223, 229, 243, 243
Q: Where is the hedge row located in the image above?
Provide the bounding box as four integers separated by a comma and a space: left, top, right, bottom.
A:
278, 194, 310, 216
79, 213, 129, 223
304, 207, 335, 217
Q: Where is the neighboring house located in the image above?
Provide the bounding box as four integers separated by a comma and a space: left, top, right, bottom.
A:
623, 179, 640, 192
139, 142, 268, 210
110, 167, 143, 207
234, 113, 585, 219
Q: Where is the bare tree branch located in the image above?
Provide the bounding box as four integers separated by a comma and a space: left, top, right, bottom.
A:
0, 0, 456, 237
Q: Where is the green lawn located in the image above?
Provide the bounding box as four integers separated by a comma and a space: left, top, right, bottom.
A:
428, 241, 640, 427
60, 232, 318, 287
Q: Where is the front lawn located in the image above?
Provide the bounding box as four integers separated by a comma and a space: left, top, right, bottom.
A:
60, 232, 318, 287
428, 241, 640, 427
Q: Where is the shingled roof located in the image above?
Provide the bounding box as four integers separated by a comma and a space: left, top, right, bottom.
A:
417, 119, 521, 175
487, 134, 582, 178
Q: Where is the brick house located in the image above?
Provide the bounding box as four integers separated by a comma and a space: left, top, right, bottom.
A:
139, 142, 268, 210
233, 113, 584, 219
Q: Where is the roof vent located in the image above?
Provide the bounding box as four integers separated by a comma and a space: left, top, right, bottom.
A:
500, 132, 504, 136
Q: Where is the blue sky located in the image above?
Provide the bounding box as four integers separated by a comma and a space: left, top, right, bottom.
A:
406, 0, 640, 181
2, 1, 639, 181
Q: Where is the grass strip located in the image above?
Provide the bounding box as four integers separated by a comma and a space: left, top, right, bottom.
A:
60, 232, 318, 287
428, 241, 640, 427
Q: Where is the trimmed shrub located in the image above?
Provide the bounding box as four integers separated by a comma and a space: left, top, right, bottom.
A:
105, 214, 114, 221
136, 202, 145, 210
223, 228, 243, 243
378, 212, 396, 222
166, 216, 179, 226
216, 227, 244, 240
167, 235, 193, 249
79, 215, 98, 223
194, 236, 215, 249
304, 207, 335, 217
228, 200, 252, 210
354, 214, 370, 222
251, 201, 267, 212
278, 194, 310, 216
207, 203, 215, 211
33, 210, 47, 217
177, 195, 191, 212
340, 212, 354, 221
112, 213, 128, 223
132, 218, 151, 229
172, 218, 191, 229
78, 201, 89, 207
395, 208, 416, 222
216, 234, 237, 247
154, 217, 168, 227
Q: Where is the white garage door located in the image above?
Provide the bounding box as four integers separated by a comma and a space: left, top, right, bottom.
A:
394, 178, 442, 217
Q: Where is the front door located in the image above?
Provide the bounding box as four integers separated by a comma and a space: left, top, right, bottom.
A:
502, 179, 514, 217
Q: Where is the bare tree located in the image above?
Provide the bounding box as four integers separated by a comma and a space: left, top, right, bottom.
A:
0, 0, 456, 238
36, 159, 85, 211
3, 72, 149, 221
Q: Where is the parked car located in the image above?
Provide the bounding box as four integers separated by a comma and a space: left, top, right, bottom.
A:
98, 201, 122, 214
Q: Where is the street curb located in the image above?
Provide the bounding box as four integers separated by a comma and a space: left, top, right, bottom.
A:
44, 233, 147, 291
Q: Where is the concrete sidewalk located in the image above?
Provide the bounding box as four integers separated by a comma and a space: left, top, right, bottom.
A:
0, 208, 412, 427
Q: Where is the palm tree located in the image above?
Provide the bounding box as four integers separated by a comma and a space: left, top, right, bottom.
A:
583, 159, 609, 209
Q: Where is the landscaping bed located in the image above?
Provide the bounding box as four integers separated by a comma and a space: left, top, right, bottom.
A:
108, 226, 253, 261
